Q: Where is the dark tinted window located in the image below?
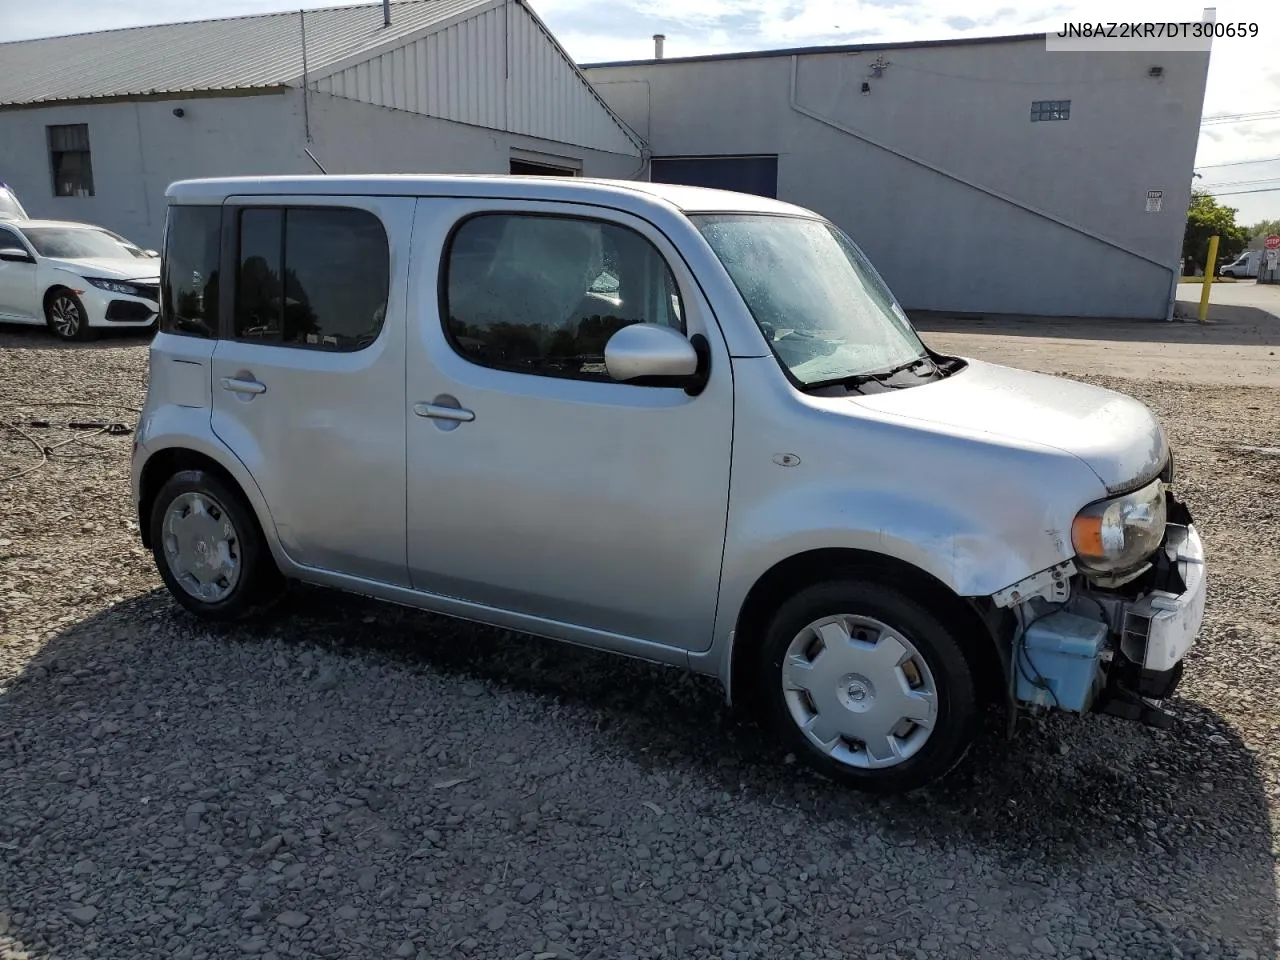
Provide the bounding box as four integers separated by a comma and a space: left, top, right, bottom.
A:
47, 123, 94, 197
234, 208, 283, 341
233, 206, 389, 351
443, 214, 684, 380
161, 205, 220, 338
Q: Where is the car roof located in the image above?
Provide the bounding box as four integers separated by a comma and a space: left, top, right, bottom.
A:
165, 174, 817, 218
4, 218, 103, 230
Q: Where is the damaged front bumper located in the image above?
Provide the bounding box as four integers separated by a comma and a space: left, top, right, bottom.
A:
1005, 495, 1206, 725
1090, 520, 1205, 724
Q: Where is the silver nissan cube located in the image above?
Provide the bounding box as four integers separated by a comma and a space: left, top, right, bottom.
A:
131, 175, 1206, 792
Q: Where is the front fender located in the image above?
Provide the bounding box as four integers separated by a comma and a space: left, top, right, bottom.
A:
46, 266, 91, 290
695, 357, 1110, 693
723, 481, 1068, 600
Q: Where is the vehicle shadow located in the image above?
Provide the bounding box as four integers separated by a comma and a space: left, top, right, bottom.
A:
910, 302, 1280, 349
2, 585, 1275, 958
0, 322, 154, 349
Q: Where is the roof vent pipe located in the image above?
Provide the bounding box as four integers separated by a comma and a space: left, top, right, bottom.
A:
653, 34, 665, 59
383, 0, 391, 27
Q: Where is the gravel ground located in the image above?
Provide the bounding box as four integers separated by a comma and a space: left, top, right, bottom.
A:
1, 325, 1278, 960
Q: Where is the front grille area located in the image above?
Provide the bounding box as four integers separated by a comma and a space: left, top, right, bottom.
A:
130, 282, 160, 302
105, 299, 156, 322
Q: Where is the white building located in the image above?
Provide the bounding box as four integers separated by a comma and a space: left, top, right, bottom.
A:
0, 7, 1211, 319
585, 37, 1210, 319
0, 0, 643, 248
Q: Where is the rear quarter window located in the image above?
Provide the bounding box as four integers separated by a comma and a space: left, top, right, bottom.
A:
161, 205, 221, 338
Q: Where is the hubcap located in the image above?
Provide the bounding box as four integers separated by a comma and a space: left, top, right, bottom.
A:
781, 614, 938, 770
161, 492, 241, 602
51, 296, 81, 337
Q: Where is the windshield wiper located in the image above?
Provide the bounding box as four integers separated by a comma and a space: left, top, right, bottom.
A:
883, 356, 939, 379
808, 355, 939, 393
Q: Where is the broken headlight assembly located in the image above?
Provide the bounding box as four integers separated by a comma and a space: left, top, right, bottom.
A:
1070, 477, 1166, 582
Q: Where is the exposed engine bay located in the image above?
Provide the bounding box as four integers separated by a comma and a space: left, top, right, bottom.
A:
998, 490, 1206, 728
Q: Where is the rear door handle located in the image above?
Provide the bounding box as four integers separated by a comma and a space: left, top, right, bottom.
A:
220, 377, 267, 396
413, 402, 474, 423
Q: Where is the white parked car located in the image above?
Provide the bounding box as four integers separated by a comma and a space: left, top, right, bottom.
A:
132, 175, 1206, 793
0, 182, 29, 220
0, 219, 160, 340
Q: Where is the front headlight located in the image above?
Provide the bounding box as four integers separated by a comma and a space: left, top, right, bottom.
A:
85, 277, 139, 296
1071, 478, 1167, 574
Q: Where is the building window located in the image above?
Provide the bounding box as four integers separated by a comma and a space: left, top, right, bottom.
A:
1030, 100, 1071, 122
650, 155, 779, 199
47, 124, 95, 196
232, 206, 389, 351
509, 159, 578, 176
442, 213, 684, 381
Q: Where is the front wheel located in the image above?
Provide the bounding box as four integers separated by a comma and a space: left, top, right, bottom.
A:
45, 289, 94, 341
149, 469, 283, 620
759, 579, 978, 793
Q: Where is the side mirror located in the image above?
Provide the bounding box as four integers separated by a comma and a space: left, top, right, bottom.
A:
0, 247, 33, 264
604, 322, 709, 395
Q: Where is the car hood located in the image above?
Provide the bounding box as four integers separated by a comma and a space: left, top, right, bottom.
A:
44, 256, 160, 281
850, 358, 1168, 494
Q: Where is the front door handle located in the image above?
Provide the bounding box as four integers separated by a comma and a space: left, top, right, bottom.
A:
413, 401, 475, 423
220, 376, 267, 396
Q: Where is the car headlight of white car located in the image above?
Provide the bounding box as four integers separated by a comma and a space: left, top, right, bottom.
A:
85, 277, 143, 296
1071, 477, 1167, 575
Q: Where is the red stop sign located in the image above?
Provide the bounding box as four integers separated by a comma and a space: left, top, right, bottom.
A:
1266, 235, 1280, 250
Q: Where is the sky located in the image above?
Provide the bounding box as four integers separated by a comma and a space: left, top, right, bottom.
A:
3, 0, 1278, 224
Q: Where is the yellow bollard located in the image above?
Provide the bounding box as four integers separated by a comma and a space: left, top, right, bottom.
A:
1198, 234, 1219, 323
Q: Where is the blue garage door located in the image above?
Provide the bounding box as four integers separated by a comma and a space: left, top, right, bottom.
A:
650, 156, 778, 199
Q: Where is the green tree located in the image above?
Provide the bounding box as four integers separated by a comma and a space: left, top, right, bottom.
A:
1249, 218, 1280, 244
1182, 190, 1250, 268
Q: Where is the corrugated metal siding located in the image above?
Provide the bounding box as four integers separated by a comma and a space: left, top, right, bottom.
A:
312, 2, 640, 155
0, 0, 490, 106
1, 0, 641, 157
317, 7, 504, 129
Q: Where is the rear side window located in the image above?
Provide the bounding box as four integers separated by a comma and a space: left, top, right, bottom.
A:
232, 207, 389, 351
442, 213, 684, 380
161, 205, 221, 338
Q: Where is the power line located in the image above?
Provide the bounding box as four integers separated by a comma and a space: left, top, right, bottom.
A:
1202, 108, 1280, 122
1196, 155, 1280, 169
1202, 186, 1280, 197
1201, 109, 1280, 126
1199, 176, 1280, 188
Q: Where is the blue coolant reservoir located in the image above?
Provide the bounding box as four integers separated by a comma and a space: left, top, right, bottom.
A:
1015, 611, 1107, 712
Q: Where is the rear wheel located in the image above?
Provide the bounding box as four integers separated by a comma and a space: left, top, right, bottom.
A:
45, 289, 94, 341
149, 469, 283, 620
759, 578, 978, 793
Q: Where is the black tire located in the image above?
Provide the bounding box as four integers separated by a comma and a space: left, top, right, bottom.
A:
758, 578, 978, 793
44, 288, 95, 341
149, 469, 283, 621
